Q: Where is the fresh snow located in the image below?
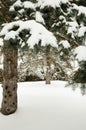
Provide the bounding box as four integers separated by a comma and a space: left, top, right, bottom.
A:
12, 0, 22, 10
78, 26, 86, 37
4, 31, 17, 41
0, 21, 22, 36
0, 55, 3, 69
73, 4, 86, 17
0, 64, 3, 69
74, 46, 86, 61
67, 21, 78, 38
0, 81, 86, 130
23, 1, 35, 10
0, 20, 58, 48
35, 11, 45, 25
0, 38, 3, 46
37, 0, 69, 9
59, 40, 70, 49
10, 0, 35, 11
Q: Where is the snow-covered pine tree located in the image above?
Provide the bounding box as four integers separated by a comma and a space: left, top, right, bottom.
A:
9, 0, 86, 82
9, 0, 59, 84
37, 0, 86, 82
68, 1, 86, 83
8, 0, 71, 82
0, 0, 57, 115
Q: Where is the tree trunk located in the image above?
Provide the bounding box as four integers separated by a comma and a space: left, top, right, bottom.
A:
46, 67, 51, 84
1, 43, 18, 115
45, 56, 51, 84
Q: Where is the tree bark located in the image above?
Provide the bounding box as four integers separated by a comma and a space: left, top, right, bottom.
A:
46, 67, 51, 84
1, 43, 18, 115
45, 55, 51, 84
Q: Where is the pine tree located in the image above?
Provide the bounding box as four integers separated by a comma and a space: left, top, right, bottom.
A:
0, 0, 57, 115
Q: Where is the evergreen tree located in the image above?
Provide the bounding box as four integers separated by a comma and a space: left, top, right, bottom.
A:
0, 0, 57, 115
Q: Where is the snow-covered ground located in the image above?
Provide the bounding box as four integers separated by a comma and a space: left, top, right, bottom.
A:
0, 81, 86, 130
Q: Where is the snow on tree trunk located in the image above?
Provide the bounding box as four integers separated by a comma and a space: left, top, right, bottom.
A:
1, 43, 18, 115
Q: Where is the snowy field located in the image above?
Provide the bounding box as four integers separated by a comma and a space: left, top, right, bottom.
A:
0, 81, 86, 130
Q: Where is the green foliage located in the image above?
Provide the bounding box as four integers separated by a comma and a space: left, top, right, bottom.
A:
76, 0, 86, 6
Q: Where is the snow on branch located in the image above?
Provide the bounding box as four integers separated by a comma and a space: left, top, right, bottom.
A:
74, 46, 86, 62
37, 0, 69, 9
0, 38, 3, 46
0, 20, 58, 48
59, 40, 70, 49
10, 0, 69, 11
78, 26, 86, 37
10, 0, 35, 11
72, 4, 86, 17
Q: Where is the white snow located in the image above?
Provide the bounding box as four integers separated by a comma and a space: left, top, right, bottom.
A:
59, 15, 66, 23
0, 64, 3, 69
78, 26, 86, 37
0, 81, 86, 130
67, 21, 78, 38
37, 0, 60, 8
0, 54, 3, 73
37, 0, 69, 9
73, 4, 86, 16
4, 31, 17, 41
0, 38, 3, 46
35, 11, 45, 24
10, 0, 35, 12
74, 46, 86, 61
0, 55, 3, 69
9, 6, 15, 11
0, 21, 22, 36
13, 0, 22, 8
23, 1, 35, 10
0, 20, 58, 48
59, 40, 70, 48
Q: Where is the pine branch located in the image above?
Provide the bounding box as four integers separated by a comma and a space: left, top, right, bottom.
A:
54, 32, 79, 47
0, 0, 14, 23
